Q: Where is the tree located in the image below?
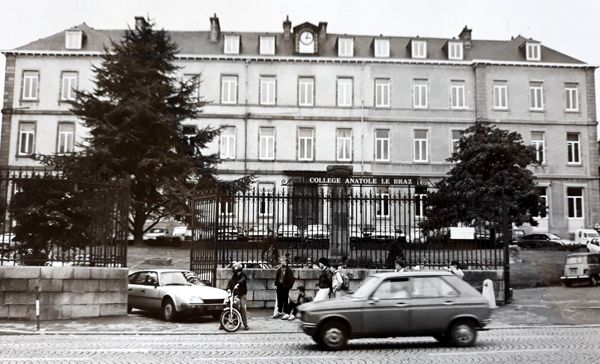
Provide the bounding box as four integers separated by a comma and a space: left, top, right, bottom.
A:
41, 18, 249, 243
423, 121, 543, 231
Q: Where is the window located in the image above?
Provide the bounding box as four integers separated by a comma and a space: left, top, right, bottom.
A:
415, 194, 426, 218
535, 187, 548, 218
567, 187, 583, 219
258, 127, 275, 160
413, 129, 428, 162
567, 132, 580, 164
413, 80, 428, 108
298, 127, 314, 161
298, 77, 314, 106
448, 41, 463, 60
376, 188, 390, 217
529, 82, 544, 111
258, 182, 275, 216
412, 277, 458, 298
451, 130, 462, 154
531, 131, 545, 164
259, 36, 275, 55
565, 84, 579, 112
373, 278, 410, 299
221, 75, 238, 104
21, 71, 39, 101
492, 82, 508, 110
374, 39, 390, 58
224, 35, 240, 54
60, 72, 78, 101
336, 128, 352, 161
259, 76, 276, 105
337, 78, 353, 107
18, 122, 36, 156
338, 38, 354, 57
57, 123, 75, 154
374, 79, 391, 108
375, 129, 390, 161
220, 126, 236, 159
182, 125, 198, 156
65, 30, 83, 49
526, 43, 541, 61
450, 81, 466, 109
411, 40, 427, 59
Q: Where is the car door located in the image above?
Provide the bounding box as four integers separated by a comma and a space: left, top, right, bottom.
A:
360, 278, 411, 337
127, 272, 142, 308
128, 271, 152, 309
408, 276, 462, 335
140, 271, 162, 310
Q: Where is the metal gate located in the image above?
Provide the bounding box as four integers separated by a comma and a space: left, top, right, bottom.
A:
189, 195, 218, 286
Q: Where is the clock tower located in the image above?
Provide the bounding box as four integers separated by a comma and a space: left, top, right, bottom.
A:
293, 22, 323, 54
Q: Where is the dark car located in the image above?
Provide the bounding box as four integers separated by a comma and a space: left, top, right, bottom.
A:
518, 233, 575, 249
297, 271, 491, 350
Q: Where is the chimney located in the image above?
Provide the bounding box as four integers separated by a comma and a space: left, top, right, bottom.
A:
134, 16, 147, 31
210, 13, 221, 43
318, 22, 328, 40
283, 15, 292, 40
458, 26, 472, 49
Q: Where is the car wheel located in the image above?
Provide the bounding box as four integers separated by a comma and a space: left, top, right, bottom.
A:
589, 275, 598, 287
319, 321, 348, 351
161, 298, 178, 322
449, 320, 477, 347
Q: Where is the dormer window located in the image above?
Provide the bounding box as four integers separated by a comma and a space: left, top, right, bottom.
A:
260, 36, 275, 55
411, 40, 427, 59
448, 41, 463, 60
338, 37, 354, 57
224, 35, 240, 55
526, 42, 541, 61
65, 30, 83, 50
374, 38, 390, 58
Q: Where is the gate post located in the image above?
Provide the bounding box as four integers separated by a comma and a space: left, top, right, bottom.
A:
502, 208, 512, 304
327, 165, 352, 257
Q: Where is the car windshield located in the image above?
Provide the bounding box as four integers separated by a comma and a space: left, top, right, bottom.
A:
566, 256, 585, 264
150, 228, 165, 234
548, 234, 561, 240
161, 271, 204, 286
587, 231, 600, 237
351, 276, 380, 299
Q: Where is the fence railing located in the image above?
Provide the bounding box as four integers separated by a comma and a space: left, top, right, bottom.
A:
0, 167, 130, 267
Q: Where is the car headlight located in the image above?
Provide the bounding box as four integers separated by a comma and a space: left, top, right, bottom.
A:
188, 296, 204, 304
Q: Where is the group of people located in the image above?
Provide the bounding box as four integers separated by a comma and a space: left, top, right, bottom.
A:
221, 255, 464, 331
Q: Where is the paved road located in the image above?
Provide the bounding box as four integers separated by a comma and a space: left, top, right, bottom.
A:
1, 326, 600, 363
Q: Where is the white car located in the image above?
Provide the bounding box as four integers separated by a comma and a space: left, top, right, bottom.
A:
306, 224, 330, 239
172, 226, 192, 241
277, 224, 301, 239
143, 227, 169, 240
575, 229, 600, 247
587, 239, 600, 253
127, 269, 227, 321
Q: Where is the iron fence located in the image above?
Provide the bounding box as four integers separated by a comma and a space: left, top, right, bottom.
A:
190, 187, 503, 279
0, 167, 130, 267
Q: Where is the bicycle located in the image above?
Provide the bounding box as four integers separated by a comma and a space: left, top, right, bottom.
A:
220, 289, 242, 332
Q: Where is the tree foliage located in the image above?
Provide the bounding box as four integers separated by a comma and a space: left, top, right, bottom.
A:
40, 18, 250, 242
423, 121, 543, 230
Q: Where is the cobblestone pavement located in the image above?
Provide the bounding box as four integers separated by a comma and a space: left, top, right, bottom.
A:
1, 326, 600, 364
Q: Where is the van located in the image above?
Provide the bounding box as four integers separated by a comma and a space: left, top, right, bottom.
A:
574, 229, 600, 246
560, 252, 600, 287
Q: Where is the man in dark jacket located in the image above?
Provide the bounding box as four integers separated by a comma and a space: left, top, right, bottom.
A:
273, 256, 295, 319
223, 262, 249, 330
314, 257, 332, 301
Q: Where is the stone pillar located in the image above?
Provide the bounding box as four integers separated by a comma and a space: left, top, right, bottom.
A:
327, 165, 352, 257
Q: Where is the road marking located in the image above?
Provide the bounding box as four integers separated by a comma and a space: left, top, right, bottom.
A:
0, 359, 92, 362
429, 348, 560, 356
191, 356, 338, 361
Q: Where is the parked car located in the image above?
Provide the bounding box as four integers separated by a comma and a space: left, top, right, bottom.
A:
143, 227, 169, 240
127, 269, 227, 321
560, 252, 600, 287
172, 226, 192, 241
587, 238, 600, 253
277, 224, 301, 239
518, 233, 576, 250
297, 271, 492, 350
372, 226, 396, 240
306, 224, 330, 239
224, 260, 273, 269
246, 226, 272, 241
574, 229, 600, 247
216, 226, 239, 241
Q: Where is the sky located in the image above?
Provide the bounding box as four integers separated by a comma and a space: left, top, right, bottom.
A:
1, 0, 599, 119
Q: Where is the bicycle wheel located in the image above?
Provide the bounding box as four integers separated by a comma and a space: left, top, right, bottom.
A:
220, 309, 242, 332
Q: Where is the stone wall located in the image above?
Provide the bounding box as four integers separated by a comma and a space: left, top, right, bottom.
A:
216, 268, 505, 308
0, 267, 128, 320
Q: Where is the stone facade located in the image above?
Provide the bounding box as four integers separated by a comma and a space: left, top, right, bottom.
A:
215, 267, 504, 308
0, 267, 128, 320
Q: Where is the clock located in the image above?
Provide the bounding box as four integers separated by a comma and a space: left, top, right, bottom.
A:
300, 31, 314, 45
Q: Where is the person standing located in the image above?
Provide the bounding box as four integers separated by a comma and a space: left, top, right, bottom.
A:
273, 257, 295, 319
448, 260, 465, 279
330, 265, 343, 298
222, 261, 249, 330
314, 257, 332, 302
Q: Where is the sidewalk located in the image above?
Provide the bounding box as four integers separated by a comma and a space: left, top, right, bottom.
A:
2, 286, 600, 335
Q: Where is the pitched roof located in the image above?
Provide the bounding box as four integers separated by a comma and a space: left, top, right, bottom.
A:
11, 22, 585, 64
